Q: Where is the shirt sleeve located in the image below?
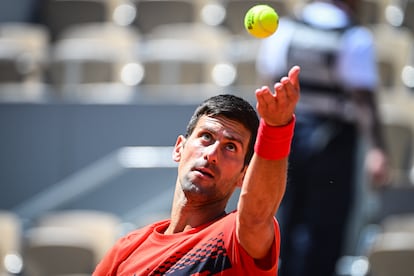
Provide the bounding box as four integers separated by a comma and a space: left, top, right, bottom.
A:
228, 214, 280, 274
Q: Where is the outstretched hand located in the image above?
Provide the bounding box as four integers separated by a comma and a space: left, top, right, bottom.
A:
255, 66, 301, 126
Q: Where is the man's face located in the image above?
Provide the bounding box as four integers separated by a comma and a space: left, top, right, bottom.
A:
173, 115, 251, 204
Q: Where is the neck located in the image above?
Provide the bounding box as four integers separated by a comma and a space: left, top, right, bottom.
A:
164, 183, 228, 234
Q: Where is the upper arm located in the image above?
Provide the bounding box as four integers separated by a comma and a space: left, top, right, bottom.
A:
236, 210, 281, 270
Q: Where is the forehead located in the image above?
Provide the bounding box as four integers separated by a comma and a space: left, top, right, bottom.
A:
194, 115, 251, 141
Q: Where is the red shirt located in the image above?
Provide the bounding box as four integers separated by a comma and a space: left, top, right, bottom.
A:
93, 211, 280, 275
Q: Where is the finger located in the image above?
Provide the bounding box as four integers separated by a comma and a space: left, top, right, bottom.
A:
280, 76, 300, 102
255, 86, 270, 111
288, 65, 301, 91
256, 86, 274, 105
255, 86, 268, 96
274, 81, 287, 102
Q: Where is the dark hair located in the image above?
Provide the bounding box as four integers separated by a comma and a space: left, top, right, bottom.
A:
185, 94, 259, 165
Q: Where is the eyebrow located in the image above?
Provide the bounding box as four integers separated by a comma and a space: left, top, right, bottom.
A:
201, 125, 245, 148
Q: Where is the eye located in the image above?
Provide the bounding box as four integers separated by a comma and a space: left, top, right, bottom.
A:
225, 143, 237, 152
201, 132, 212, 142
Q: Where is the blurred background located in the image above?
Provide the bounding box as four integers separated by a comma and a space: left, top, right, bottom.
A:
0, 0, 413, 275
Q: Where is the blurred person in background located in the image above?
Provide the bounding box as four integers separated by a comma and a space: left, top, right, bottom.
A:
256, 0, 390, 275
93, 66, 301, 275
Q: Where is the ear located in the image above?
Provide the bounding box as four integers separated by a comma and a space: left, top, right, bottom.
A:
172, 135, 186, 162
236, 165, 248, 188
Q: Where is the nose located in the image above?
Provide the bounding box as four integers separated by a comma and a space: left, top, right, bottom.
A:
204, 142, 219, 164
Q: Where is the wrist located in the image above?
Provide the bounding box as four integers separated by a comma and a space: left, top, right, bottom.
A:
254, 115, 296, 160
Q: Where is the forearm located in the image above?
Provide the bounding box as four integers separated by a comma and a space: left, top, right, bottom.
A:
354, 90, 386, 150
238, 116, 295, 217
369, 97, 386, 150
353, 89, 390, 185
238, 156, 287, 221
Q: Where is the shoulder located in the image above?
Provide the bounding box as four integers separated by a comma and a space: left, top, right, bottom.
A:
210, 211, 237, 229
217, 211, 280, 242
121, 220, 170, 243
102, 221, 168, 259
93, 220, 169, 275
218, 210, 279, 229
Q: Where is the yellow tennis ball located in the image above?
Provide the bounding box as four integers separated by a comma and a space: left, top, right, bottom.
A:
244, 5, 279, 38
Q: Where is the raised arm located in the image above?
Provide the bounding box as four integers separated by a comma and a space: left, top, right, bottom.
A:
236, 66, 300, 260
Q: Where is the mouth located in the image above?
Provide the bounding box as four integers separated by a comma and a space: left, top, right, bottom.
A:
193, 167, 214, 178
